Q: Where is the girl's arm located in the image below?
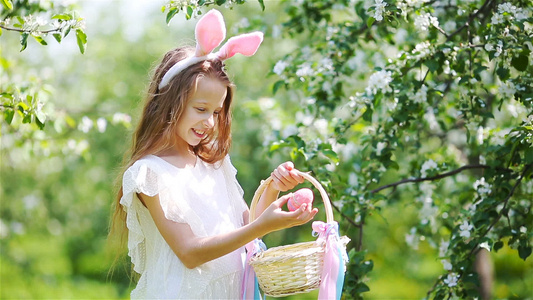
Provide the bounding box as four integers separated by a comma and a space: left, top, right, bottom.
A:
140, 191, 317, 269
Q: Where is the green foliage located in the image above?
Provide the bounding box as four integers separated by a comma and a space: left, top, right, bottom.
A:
1, 0, 87, 134
260, 0, 532, 298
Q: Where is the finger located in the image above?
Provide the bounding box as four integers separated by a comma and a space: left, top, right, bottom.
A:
276, 167, 301, 186
289, 169, 305, 183
273, 193, 292, 206
282, 161, 294, 171
272, 169, 292, 190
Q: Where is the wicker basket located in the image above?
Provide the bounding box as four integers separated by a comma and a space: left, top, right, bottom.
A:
248, 171, 349, 297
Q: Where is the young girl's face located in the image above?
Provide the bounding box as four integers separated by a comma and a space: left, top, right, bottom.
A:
175, 76, 227, 149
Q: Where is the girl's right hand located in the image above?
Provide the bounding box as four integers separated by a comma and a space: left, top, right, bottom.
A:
255, 193, 318, 235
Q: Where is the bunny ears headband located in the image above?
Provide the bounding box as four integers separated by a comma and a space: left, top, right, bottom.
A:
159, 9, 264, 90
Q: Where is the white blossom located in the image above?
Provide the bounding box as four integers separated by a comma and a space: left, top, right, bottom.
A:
439, 240, 450, 257
494, 40, 503, 57
404, 0, 429, 8
413, 84, 428, 103
296, 62, 314, 77
78, 116, 93, 133
499, 81, 516, 100
282, 125, 298, 138
412, 41, 432, 59
373, 0, 387, 21
96, 118, 107, 133
366, 70, 393, 95
479, 242, 491, 252
441, 259, 453, 271
273, 60, 288, 76
476, 126, 484, 145
474, 177, 492, 198
314, 119, 329, 136
420, 159, 437, 177
414, 12, 439, 31
376, 141, 387, 155
520, 226, 527, 233
459, 220, 474, 238
319, 57, 334, 74
444, 273, 460, 287
112, 112, 132, 125
405, 227, 419, 249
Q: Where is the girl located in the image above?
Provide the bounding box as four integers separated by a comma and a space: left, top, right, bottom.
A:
111, 9, 318, 299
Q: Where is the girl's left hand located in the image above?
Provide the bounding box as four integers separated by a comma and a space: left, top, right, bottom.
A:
270, 162, 305, 192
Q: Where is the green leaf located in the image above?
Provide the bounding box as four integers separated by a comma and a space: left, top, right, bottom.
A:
75, 29, 87, 54
186, 6, 194, 20
0, 27, 2, 37
52, 14, 72, 20
493, 241, 504, 252
53, 33, 62, 43
1, 0, 13, 10
496, 67, 510, 81
166, 7, 178, 24
362, 106, 373, 122
272, 80, 285, 95
367, 17, 375, 27
22, 113, 32, 124
215, 0, 227, 5
20, 32, 29, 52
258, 0, 265, 11
35, 111, 46, 129
4, 109, 14, 124
518, 244, 531, 261
525, 147, 533, 164
32, 35, 48, 46
511, 54, 528, 72
17, 102, 29, 112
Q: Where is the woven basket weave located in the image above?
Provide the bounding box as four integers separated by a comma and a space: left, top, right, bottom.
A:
248, 171, 349, 297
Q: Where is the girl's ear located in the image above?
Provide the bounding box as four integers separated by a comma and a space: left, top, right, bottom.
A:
195, 10, 226, 57
216, 32, 264, 61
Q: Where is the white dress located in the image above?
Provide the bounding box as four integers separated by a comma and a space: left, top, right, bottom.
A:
120, 154, 249, 299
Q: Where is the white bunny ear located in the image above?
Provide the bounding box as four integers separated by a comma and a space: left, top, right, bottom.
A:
195, 9, 226, 57
216, 32, 264, 61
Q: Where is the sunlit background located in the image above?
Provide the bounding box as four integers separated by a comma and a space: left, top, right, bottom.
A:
1, 0, 531, 298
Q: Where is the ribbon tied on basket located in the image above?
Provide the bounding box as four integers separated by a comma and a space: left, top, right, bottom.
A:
242, 238, 266, 300
312, 221, 348, 300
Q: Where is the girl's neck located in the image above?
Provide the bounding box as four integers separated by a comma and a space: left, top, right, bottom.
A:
157, 145, 197, 169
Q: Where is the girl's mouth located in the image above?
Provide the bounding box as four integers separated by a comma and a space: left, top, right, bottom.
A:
192, 128, 206, 138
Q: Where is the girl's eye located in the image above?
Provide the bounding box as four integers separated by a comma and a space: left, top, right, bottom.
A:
214, 110, 221, 115
196, 108, 206, 112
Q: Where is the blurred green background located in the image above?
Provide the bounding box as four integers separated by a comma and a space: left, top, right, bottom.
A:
1, 0, 531, 299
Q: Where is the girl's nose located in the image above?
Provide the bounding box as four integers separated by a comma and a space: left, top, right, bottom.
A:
204, 114, 215, 128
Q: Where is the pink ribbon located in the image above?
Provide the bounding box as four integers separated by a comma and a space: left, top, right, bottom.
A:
241, 239, 265, 300
312, 221, 346, 300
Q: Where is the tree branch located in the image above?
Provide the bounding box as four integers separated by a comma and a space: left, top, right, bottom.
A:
370, 164, 508, 194
330, 201, 361, 228
0, 24, 60, 34
468, 163, 532, 257
446, 0, 495, 41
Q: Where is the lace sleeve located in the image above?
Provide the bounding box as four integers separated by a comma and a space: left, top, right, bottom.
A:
121, 159, 209, 257
120, 162, 158, 274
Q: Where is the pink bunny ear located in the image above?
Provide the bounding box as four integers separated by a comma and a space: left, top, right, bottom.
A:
195, 9, 226, 57
216, 32, 264, 60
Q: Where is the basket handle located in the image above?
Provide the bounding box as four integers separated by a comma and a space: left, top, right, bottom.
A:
249, 170, 334, 224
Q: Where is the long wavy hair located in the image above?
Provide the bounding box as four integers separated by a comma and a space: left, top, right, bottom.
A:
109, 46, 234, 255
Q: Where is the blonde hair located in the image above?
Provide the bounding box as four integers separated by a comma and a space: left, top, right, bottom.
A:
109, 46, 234, 257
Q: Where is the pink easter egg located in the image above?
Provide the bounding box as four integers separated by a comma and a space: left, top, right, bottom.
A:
288, 188, 314, 211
